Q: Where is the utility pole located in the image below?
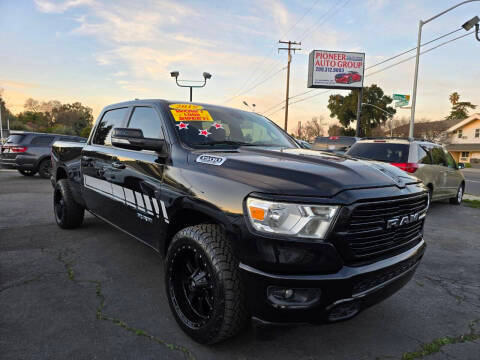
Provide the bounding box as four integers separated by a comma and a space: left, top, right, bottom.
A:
278, 40, 301, 132
0, 105, 3, 141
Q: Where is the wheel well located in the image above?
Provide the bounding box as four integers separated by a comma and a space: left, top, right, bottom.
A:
56, 167, 68, 181
163, 208, 220, 255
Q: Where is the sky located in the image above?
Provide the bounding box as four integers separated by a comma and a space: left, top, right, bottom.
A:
0, 0, 479, 133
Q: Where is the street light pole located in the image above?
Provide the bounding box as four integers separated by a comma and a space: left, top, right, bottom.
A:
170, 71, 212, 102
409, 0, 480, 139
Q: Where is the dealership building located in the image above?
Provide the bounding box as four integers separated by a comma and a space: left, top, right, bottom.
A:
446, 113, 480, 168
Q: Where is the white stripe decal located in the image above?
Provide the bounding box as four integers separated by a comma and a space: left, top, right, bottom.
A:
124, 188, 135, 205
143, 194, 153, 212
112, 184, 125, 203
82, 175, 169, 223
160, 200, 169, 221
135, 191, 145, 210
152, 199, 160, 218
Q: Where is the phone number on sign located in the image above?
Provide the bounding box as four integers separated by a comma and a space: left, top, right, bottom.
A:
315, 67, 345, 72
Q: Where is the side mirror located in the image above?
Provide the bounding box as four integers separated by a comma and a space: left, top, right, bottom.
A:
457, 162, 465, 169
111, 128, 166, 153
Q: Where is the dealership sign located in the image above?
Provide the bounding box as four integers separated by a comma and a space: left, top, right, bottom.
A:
307, 50, 365, 90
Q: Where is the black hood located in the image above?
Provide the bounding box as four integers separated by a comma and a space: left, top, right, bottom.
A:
188, 147, 419, 198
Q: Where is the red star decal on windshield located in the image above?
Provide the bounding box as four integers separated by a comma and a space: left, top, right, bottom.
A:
176, 122, 189, 130
213, 123, 223, 129
198, 129, 211, 137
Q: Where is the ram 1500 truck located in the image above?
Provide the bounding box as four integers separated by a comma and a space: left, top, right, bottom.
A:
51, 99, 428, 344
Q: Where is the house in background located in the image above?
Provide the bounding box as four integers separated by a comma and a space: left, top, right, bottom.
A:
446, 113, 480, 167
385, 118, 462, 142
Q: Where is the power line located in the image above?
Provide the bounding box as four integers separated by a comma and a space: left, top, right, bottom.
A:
365, 28, 463, 70
296, 0, 351, 43
222, 67, 287, 104
367, 29, 474, 77
222, 0, 322, 104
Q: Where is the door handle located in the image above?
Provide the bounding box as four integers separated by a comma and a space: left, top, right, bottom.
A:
111, 161, 126, 169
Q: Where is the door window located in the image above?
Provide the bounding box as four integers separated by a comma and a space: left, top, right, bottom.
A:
429, 147, 447, 166
443, 149, 456, 169
92, 108, 129, 146
127, 107, 164, 139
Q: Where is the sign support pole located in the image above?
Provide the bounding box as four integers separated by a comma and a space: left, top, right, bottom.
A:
355, 87, 363, 137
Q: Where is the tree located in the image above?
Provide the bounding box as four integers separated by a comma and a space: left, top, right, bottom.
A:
328, 124, 342, 136
327, 84, 396, 137
446, 92, 476, 120
52, 102, 93, 135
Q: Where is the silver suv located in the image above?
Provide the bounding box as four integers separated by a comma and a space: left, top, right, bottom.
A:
347, 138, 465, 205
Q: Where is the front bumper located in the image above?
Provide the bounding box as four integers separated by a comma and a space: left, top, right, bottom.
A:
240, 239, 425, 324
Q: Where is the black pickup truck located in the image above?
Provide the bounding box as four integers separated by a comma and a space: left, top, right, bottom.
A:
51, 99, 428, 344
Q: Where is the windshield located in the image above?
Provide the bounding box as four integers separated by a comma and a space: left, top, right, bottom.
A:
167, 103, 296, 149
347, 142, 409, 163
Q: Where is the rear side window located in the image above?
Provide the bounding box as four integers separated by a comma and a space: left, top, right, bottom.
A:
127, 107, 164, 139
93, 108, 129, 146
30, 136, 55, 145
429, 147, 447, 166
347, 143, 409, 163
418, 146, 431, 164
6, 134, 26, 144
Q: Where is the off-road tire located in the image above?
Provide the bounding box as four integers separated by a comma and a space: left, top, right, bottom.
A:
449, 184, 464, 205
54, 179, 84, 229
18, 169, 36, 176
38, 159, 52, 179
165, 224, 248, 344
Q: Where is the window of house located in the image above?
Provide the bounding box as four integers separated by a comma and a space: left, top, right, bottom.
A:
475, 129, 479, 138
458, 129, 463, 138
461, 151, 470, 158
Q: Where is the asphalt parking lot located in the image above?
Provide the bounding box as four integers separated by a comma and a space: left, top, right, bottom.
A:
1, 170, 479, 360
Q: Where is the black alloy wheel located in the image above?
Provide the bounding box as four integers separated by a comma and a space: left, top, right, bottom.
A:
165, 224, 248, 344
54, 187, 66, 224
38, 159, 52, 179
53, 179, 84, 229
168, 245, 215, 328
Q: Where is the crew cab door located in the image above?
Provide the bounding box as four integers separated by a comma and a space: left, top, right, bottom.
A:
427, 146, 449, 198
104, 105, 169, 249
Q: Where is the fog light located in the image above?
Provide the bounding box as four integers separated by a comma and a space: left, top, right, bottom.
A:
267, 286, 321, 309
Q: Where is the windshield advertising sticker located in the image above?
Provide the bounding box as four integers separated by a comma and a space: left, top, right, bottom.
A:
307, 50, 365, 90
169, 104, 213, 122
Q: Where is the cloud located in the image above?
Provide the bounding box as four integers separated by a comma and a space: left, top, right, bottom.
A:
34, 0, 94, 14
0, 79, 39, 89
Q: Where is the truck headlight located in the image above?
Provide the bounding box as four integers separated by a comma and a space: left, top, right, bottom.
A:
246, 197, 339, 239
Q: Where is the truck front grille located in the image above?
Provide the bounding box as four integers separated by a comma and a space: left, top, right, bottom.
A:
332, 193, 428, 263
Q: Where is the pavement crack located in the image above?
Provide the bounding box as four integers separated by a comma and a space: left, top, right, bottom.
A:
400, 319, 480, 360
423, 275, 467, 305
56, 249, 196, 360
